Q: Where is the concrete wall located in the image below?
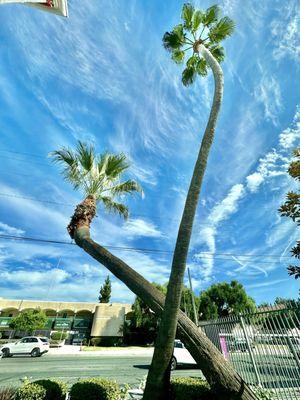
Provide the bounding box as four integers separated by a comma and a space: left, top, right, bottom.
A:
91, 304, 131, 337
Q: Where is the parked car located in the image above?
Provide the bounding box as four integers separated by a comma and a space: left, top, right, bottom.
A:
171, 339, 196, 370
0, 336, 49, 358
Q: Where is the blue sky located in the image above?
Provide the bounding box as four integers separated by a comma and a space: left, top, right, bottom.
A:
0, 0, 299, 306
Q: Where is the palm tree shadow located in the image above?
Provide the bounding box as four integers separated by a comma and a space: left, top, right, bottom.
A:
133, 364, 150, 370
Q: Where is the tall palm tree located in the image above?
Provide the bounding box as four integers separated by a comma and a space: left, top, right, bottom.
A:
52, 134, 255, 395
143, 4, 253, 400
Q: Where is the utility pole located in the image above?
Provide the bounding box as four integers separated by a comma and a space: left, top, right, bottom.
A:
187, 267, 199, 326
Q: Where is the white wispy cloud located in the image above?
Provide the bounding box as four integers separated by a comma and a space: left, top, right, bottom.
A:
0, 222, 25, 236
246, 278, 289, 289
196, 184, 245, 280
246, 106, 299, 193
208, 184, 245, 225
270, 1, 300, 63
122, 218, 163, 239
246, 150, 287, 193
1, 268, 69, 286
195, 104, 299, 282
254, 74, 282, 125
279, 106, 300, 149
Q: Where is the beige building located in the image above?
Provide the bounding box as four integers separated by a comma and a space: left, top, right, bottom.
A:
0, 298, 131, 343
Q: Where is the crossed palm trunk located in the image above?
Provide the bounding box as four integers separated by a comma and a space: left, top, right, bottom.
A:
68, 199, 256, 400
52, 3, 256, 396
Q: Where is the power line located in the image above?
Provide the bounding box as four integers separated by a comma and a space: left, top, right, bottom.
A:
0, 192, 296, 234
0, 234, 294, 262
0, 193, 73, 207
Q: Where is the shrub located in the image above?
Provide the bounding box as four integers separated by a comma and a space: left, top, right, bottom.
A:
15, 383, 46, 400
0, 387, 16, 400
90, 337, 121, 347
252, 386, 275, 400
50, 331, 68, 341
70, 378, 121, 400
170, 377, 212, 400
34, 379, 67, 400
90, 337, 102, 347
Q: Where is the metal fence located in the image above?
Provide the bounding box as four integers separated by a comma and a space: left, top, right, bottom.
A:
199, 304, 300, 400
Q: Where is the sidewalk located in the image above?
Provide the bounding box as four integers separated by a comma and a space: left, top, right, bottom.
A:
48, 345, 154, 357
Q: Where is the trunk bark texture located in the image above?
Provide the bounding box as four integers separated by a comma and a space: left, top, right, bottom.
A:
143, 45, 236, 399
73, 225, 257, 400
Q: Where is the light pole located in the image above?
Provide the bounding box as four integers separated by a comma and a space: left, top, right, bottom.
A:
0, 0, 68, 17
187, 267, 199, 326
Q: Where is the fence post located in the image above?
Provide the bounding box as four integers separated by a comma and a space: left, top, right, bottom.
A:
239, 314, 261, 387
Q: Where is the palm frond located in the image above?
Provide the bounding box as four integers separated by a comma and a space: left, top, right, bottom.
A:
287, 265, 300, 279
77, 141, 94, 172
196, 58, 208, 76
162, 25, 185, 52
182, 66, 197, 86
52, 141, 142, 216
208, 44, 225, 63
86, 179, 103, 197
105, 153, 130, 179
50, 148, 80, 185
100, 196, 129, 219
109, 180, 143, 196
181, 3, 194, 30
208, 16, 235, 42
203, 4, 221, 26
291, 241, 300, 259
171, 49, 185, 64
192, 10, 204, 33
288, 159, 300, 181
50, 148, 77, 168
186, 54, 199, 68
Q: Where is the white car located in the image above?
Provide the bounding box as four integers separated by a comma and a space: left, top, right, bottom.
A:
171, 339, 197, 370
1, 336, 49, 358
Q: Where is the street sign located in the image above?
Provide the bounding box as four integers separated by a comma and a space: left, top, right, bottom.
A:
0, 0, 68, 17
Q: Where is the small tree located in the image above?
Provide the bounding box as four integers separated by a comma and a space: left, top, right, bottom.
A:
279, 148, 300, 279
124, 283, 199, 345
9, 309, 47, 335
99, 276, 112, 303
198, 281, 255, 320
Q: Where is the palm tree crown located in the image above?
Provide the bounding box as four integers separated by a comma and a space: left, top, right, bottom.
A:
163, 3, 235, 86
51, 141, 142, 219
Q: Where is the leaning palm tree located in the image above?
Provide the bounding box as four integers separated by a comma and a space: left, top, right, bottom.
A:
52, 116, 255, 396
51, 141, 142, 238
143, 4, 256, 400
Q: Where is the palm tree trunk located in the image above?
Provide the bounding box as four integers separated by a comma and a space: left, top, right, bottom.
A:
143, 45, 254, 400
73, 225, 256, 400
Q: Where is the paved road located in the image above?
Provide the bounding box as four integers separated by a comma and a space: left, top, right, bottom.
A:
0, 355, 203, 387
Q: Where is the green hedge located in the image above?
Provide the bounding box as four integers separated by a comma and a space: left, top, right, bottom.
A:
90, 337, 121, 347
34, 380, 67, 400
70, 378, 121, 400
170, 377, 212, 400
50, 332, 68, 341
15, 383, 46, 400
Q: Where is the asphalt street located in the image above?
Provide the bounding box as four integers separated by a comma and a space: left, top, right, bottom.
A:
0, 355, 202, 388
